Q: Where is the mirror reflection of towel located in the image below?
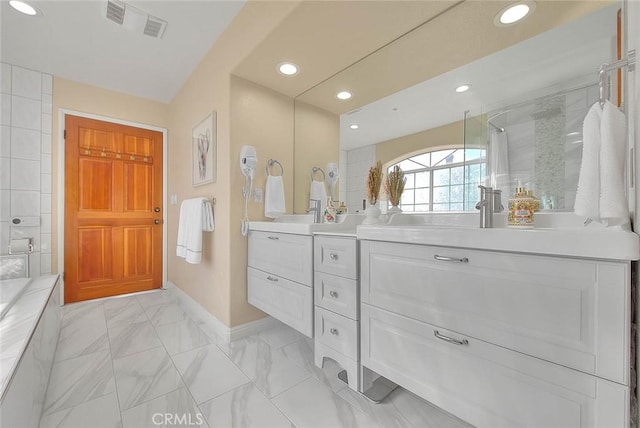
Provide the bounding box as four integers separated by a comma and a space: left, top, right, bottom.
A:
265, 175, 285, 218
310, 180, 327, 214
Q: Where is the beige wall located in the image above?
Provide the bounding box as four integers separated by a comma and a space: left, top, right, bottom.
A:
51, 77, 169, 275
293, 100, 340, 213
375, 120, 463, 167
229, 76, 295, 325
167, 1, 298, 327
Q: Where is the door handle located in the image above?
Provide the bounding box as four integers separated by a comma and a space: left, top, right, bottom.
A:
154, 219, 161, 225
154, 207, 161, 213
433, 255, 469, 263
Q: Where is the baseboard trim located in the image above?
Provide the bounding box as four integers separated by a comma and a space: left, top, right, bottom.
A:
165, 281, 276, 343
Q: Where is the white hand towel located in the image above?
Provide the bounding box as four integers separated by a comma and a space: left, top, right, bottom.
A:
203, 200, 215, 231
310, 180, 327, 214
176, 197, 212, 264
264, 175, 286, 218
574, 102, 602, 220
599, 101, 628, 225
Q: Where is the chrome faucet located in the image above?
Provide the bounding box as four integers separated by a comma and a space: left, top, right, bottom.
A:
308, 199, 322, 223
475, 185, 495, 228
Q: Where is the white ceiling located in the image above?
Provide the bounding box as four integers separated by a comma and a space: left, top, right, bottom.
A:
339, 4, 618, 151
0, 0, 246, 103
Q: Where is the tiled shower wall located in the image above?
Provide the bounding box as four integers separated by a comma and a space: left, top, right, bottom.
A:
0, 63, 53, 277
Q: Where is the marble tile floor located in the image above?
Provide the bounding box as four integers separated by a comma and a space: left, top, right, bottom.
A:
38, 288, 473, 428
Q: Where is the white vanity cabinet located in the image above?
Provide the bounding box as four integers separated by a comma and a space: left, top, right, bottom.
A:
313, 235, 360, 390
248, 230, 313, 337
360, 239, 631, 428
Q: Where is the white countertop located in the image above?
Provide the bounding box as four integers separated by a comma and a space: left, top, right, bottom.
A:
357, 224, 640, 261
249, 214, 364, 236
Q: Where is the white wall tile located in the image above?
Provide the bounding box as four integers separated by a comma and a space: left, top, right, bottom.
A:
10, 127, 40, 160
41, 113, 51, 134
12, 96, 41, 130
41, 213, 51, 233
0, 63, 11, 95
40, 253, 51, 274
1, 94, 10, 126
41, 174, 51, 194
0, 157, 9, 189
11, 159, 40, 191
11, 226, 40, 244
41, 94, 52, 114
10, 190, 40, 216
40, 193, 51, 214
41, 153, 51, 174
41, 133, 51, 154
41, 74, 52, 95
0, 221, 9, 255
12, 66, 41, 100
40, 233, 51, 254
0, 189, 9, 221
0, 125, 10, 158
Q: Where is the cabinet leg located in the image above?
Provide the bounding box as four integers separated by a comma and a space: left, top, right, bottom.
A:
359, 366, 398, 403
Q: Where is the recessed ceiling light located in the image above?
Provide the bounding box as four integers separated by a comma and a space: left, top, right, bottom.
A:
336, 91, 352, 100
349, 124, 359, 130
455, 84, 471, 93
9, 0, 38, 15
495, 1, 535, 26
278, 62, 299, 76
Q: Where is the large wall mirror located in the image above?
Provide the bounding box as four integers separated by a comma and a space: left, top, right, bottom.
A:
292, 1, 621, 214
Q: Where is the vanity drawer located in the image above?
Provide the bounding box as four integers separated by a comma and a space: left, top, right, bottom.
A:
315, 306, 358, 360
361, 304, 628, 428
248, 231, 313, 286
247, 267, 312, 337
360, 240, 630, 384
314, 271, 358, 320
314, 236, 357, 279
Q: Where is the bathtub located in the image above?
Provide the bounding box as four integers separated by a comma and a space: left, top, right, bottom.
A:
0, 275, 61, 428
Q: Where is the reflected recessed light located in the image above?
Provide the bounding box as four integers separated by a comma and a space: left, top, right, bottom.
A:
278, 62, 299, 76
455, 84, 471, 93
336, 91, 352, 100
350, 124, 359, 130
495, 1, 535, 26
9, 0, 38, 15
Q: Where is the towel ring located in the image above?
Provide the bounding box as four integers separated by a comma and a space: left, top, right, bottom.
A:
266, 159, 284, 176
311, 166, 325, 181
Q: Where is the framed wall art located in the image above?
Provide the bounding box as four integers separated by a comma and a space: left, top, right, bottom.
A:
192, 112, 216, 186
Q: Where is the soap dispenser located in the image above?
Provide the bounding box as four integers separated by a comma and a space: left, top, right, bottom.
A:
508, 182, 534, 228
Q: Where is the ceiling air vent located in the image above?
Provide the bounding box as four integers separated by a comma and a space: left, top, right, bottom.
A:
106, 0, 125, 25
144, 15, 167, 38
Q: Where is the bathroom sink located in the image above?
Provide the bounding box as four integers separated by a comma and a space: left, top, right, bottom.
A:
249, 214, 364, 235
358, 215, 640, 261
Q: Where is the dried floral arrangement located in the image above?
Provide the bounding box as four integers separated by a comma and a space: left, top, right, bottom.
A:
366, 161, 383, 205
384, 165, 407, 207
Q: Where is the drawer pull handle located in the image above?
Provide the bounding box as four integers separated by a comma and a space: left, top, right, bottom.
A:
267, 236, 280, 240
329, 291, 339, 298
330, 328, 339, 336
434, 330, 468, 346
266, 276, 279, 282
329, 253, 338, 260
433, 255, 469, 263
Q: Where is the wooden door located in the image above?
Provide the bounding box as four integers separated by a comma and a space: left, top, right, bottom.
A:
64, 115, 163, 303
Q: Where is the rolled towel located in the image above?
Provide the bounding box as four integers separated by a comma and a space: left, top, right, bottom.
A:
265, 175, 286, 218
599, 100, 628, 225
574, 102, 602, 221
